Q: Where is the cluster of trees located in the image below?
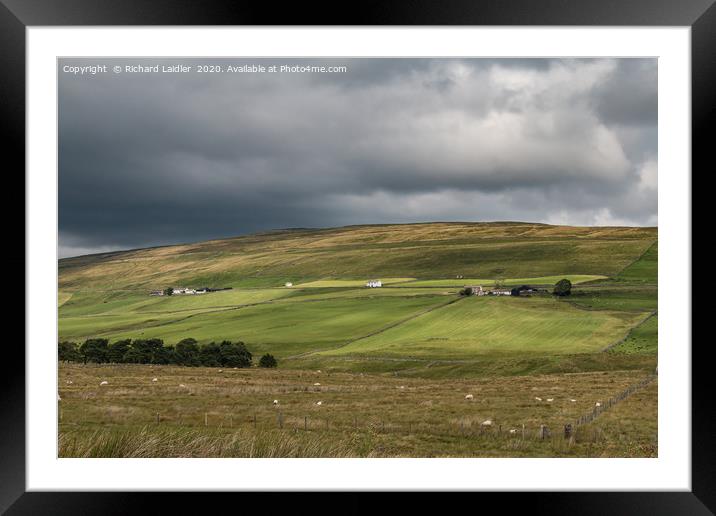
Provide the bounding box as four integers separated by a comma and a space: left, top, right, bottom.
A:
58, 337, 278, 369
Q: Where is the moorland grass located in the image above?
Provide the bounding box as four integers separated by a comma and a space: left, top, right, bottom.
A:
59, 363, 657, 457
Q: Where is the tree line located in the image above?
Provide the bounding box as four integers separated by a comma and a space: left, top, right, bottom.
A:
58, 337, 278, 368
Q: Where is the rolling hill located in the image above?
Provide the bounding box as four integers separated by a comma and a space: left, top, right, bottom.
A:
59, 222, 657, 292
58, 221, 657, 373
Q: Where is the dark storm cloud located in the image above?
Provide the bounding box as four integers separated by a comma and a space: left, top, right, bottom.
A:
59, 58, 657, 258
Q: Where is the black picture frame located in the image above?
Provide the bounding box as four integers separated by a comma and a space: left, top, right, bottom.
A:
4, 0, 709, 513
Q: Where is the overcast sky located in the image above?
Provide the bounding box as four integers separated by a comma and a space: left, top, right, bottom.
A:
59, 58, 657, 258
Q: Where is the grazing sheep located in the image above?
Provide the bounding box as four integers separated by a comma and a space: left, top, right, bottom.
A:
465, 394, 474, 400
509, 429, 517, 434
316, 401, 323, 406
314, 383, 321, 386
399, 386, 405, 389
179, 384, 186, 388
152, 378, 158, 382
546, 398, 554, 402
66, 380, 73, 385
218, 369, 223, 373
595, 402, 602, 407
316, 370, 322, 373
570, 399, 577, 402
273, 399, 279, 405
535, 397, 542, 401
481, 420, 493, 426
99, 381, 108, 386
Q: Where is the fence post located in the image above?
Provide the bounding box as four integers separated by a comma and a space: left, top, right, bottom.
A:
278, 411, 283, 429
204, 413, 208, 427
522, 424, 525, 440
156, 412, 160, 424
540, 425, 549, 440
564, 424, 572, 439
253, 413, 257, 429
304, 416, 308, 431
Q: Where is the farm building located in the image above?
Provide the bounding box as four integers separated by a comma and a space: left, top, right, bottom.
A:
366, 279, 383, 288
149, 290, 164, 296
489, 289, 512, 296
464, 285, 484, 296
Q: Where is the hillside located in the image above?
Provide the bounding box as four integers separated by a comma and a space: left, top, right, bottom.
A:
59, 222, 657, 292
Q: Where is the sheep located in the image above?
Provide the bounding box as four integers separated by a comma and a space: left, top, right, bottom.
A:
534, 397, 542, 401
66, 380, 73, 385
99, 381, 108, 386
570, 399, 577, 402
179, 384, 186, 388
465, 394, 474, 400
273, 399, 279, 405
314, 383, 321, 386
481, 420, 493, 426
546, 398, 554, 402
218, 369, 223, 373
509, 429, 517, 434
316, 401, 323, 406
152, 378, 158, 382
399, 386, 405, 389
316, 370, 322, 373
595, 402, 602, 407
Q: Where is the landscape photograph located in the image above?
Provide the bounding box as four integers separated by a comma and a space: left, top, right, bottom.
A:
57, 57, 658, 458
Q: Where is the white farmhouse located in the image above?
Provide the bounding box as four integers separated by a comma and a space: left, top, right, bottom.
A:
366, 279, 383, 288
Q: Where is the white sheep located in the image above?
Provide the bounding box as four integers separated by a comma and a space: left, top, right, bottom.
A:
179, 384, 186, 388
465, 394, 474, 400
399, 386, 405, 389
481, 420, 493, 426
595, 402, 602, 407
570, 399, 577, 402
546, 398, 554, 402
152, 378, 158, 382
99, 381, 108, 386
509, 429, 517, 434
316, 401, 323, 406
314, 383, 321, 386
66, 380, 73, 385
535, 397, 542, 401
316, 370, 322, 373
273, 399, 279, 405
218, 369, 223, 373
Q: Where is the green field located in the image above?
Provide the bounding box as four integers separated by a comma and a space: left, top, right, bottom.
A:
321, 296, 648, 358
396, 275, 606, 288
58, 222, 658, 457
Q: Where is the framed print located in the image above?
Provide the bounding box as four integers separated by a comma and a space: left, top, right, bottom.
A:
5, 0, 711, 512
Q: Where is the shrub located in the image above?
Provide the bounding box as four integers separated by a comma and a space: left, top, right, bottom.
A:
79, 338, 109, 364
219, 340, 252, 368
58, 341, 81, 362
107, 339, 131, 363
553, 278, 572, 297
198, 342, 222, 367
259, 353, 278, 368
175, 338, 200, 366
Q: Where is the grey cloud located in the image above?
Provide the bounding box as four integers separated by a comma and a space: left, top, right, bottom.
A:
59, 57, 657, 257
